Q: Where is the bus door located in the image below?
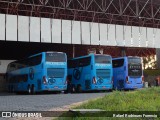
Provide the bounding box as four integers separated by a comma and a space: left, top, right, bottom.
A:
78, 57, 91, 91
117, 68, 125, 89
84, 72, 91, 90
113, 58, 125, 89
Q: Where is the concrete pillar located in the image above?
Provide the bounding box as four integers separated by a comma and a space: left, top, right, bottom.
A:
156, 48, 160, 69
121, 47, 126, 57
73, 45, 75, 58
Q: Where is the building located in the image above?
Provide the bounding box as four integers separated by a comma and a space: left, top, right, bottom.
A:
0, 0, 159, 91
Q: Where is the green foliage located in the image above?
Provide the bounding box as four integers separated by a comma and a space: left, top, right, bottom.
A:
57, 88, 160, 120
142, 55, 156, 69
144, 69, 160, 76
77, 88, 160, 111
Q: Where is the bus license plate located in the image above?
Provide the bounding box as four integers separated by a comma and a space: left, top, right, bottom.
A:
102, 86, 106, 88
54, 86, 58, 89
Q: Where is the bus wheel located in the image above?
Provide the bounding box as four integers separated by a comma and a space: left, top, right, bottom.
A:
77, 85, 82, 93
108, 89, 113, 92
28, 86, 31, 95
71, 85, 76, 93
31, 85, 35, 95
8, 86, 11, 93
12, 87, 15, 93
72, 86, 76, 93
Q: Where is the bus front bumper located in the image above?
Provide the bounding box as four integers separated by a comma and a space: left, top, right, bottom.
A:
42, 85, 67, 91
125, 84, 143, 89
92, 85, 113, 90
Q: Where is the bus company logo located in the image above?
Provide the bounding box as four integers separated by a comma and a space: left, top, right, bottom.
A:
73, 69, 81, 80
2, 112, 11, 118
97, 77, 104, 84
48, 78, 56, 84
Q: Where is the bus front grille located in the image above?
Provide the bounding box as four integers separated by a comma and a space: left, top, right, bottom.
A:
47, 68, 65, 78
96, 69, 110, 79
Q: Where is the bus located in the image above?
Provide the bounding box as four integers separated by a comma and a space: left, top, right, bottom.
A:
6, 52, 67, 94
67, 54, 113, 92
112, 56, 144, 90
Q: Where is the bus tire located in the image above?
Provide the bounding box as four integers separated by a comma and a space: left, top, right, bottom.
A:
108, 89, 113, 92
31, 85, 35, 95
71, 85, 76, 93
12, 87, 15, 93
72, 86, 76, 93
28, 85, 31, 95
8, 86, 11, 93
76, 85, 82, 93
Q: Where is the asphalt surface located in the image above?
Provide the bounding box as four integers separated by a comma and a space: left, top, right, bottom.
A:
0, 92, 108, 111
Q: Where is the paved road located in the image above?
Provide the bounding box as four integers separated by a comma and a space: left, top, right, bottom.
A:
0, 92, 108, 111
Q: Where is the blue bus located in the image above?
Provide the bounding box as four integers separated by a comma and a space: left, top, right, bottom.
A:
6, 52, 67, 94
67, 54, 113, 92
112, 56, 144, 90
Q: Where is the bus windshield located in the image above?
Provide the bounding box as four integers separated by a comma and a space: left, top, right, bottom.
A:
95, 55, 111, 64
46, 53, 66, 62
128, 57, 142, 76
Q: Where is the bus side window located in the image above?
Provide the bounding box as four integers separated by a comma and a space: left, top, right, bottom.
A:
79, 57, 91, 67
10, 64, 16, 71
24, 74, 28, 82
112, 59, 124, 68
28, 55, 42, 67
68, 59, 79, 68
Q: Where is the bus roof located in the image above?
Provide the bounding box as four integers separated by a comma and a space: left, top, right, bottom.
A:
112, 56, 141, 60
29, 51, 65, 58
69, 54, 111, 60
8, 51, 66, 64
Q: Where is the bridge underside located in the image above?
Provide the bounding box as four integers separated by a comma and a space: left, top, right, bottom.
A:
0, 0, 160, 28
0, 0, 158, 59
0, 41, 155, 60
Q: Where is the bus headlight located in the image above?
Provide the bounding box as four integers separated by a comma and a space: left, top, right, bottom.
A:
92, 77, 97, 84
43, 76, 48, 85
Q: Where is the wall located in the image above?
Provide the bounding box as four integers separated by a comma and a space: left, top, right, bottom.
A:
0, 74, 6, 92
0, 60, 14, 73
0, 60, 14, 92
0, 13, 160, 48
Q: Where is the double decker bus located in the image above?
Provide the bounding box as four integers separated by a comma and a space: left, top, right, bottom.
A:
112, 56, 144, 90
67, 54, 113, 92
6, 52, 67, 94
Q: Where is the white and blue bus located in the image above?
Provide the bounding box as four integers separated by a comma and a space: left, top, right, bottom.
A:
6, 52, 67, 94
112, 56, 144, 90
67, 54, 113, 92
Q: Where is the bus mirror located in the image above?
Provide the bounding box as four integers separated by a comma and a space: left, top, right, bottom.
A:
91, 65, 93, 70
124, 66, 126, 71
41, 63, 43, 69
